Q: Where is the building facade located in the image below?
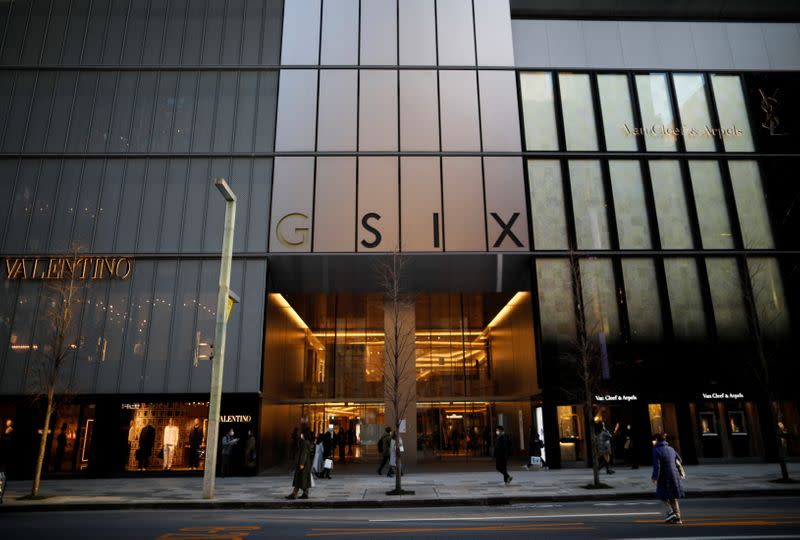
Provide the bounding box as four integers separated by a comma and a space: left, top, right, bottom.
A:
0, 0, 798, 478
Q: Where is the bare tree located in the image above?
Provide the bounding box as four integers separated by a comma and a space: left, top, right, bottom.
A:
378, 250, 416, 495
560, 252, 611, 489
740, 252, 795, 482
27, 247, 86, 497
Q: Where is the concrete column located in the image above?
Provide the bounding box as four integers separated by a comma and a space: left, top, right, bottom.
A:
384, 296, 417, 467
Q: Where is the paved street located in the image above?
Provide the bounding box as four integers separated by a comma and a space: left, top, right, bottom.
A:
2, 497, 799, 539
2, 462, 798, 510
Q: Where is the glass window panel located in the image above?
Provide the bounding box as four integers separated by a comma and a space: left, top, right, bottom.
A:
221, 0, 245, 64
706, 258, 748, 339
2, 282, 42, 394
237, 260, 266, 391
479, 70, 521, 152
72, 279, 110, 392
3, 160, 39, 254
191, 72, 217, 152
101, 0, 129, 65
66, 72, 98, 152
280, 0, 320, 65
436, 0, 475, 65
635, 74, 677, 152
579, 258, 620, 342
87, 72, 117, 152
321, 0, 358, 65
141, 261, 176, 392
45, 72, 78, 153
711, 74, 755, 152
61, 0, 91, 65
360, 70, 399, 151
520, 72, 558, 151
26, 160, 59, 254
93, 160, 124, 251
108, 72, 137, 152
95, 275, 132, 392
127, 72, 157, 152
159, 159, 188, 252
0, 160, 18, 243
19, 0, 47, 64
689, 161, 734, 249
0, 277, 20, 388
597, 74, 638, 151
0, 71, 16, 145
747, 258, 791, 339
254, 72, 278, 152
190, 260, 219, 393
202, 159, 230, 252
165, 261, 200, 391
212, 72, 237, 152
649, 161, 693, 249
114, 160, 146, 253
118, 261, 156, 393
121, 1, 148, 64
81, 0, 110, 65
172, 72, 197, 153
673, 73, 716, 152
73, 160, 104, 247
609, 160, 651, 249
23, 71, 57, 152
233, 72, 257, 153
41, 0, 69, 64
536, 259, 576, 343
261, 0, 283, 65
151, 72, 178, 152
569, 161, 610, 250
163, 0, 189, 65
3, 71, 35, 152
50, 160, 83, 253
201, 0, 224, 64
248, 158, 271, 252
137, 159, 168, 253
0, 1, 28, 64
181, 159, 209, 251
229, 159, 252, 252
241, 0, 264, 64
360, 0, 397, 65
621, 258, 663, 341
528, 160, 568, 250
141, 0, 167, 64
729, 161, 774, 249
559, 73, 598, 151
274, 69, 319, 151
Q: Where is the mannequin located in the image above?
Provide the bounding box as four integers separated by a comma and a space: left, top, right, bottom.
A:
137, 421, 156, 470
188, 419, 203, 469
163, 418, 179, 470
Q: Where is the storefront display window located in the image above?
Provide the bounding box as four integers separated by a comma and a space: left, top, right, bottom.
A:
557, 405, 584, 463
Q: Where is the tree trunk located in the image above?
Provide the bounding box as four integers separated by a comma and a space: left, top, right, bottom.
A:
32, 388, 54, 497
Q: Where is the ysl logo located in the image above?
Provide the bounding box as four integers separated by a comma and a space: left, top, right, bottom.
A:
759, 88, 783, 136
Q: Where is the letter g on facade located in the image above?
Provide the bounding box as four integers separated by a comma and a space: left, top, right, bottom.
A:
276, 213, 310, 248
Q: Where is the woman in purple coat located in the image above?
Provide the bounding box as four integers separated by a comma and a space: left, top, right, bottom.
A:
651, 432, 685, 523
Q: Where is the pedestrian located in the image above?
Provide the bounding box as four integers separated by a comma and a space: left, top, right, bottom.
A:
651, 432, 685, 524
311, 432, 324, 477
289, 427, 299, 464
377, 427, 392, 475
320, 425, 334, 479
337, 426, 346, 463
221, 428, 239, 477
494, 425, 512, 485
188, 419, 203, 470
387, 430, 403, 477
597, 422, 615, 474
244, 429, 257, 473
526, 430, 546, 470
286, 430, 313, 499
623, 424, 638, 469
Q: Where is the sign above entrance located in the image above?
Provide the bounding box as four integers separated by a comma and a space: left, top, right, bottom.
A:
701, 392, 744, 400
3, 256, 132, 281
594, 394, 638, 402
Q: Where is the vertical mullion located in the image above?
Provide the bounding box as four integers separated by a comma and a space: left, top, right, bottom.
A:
433, 0, 444, 251
309, 0, 323, 253
516, 71, 534, 250
470, 0, 487, 252
627, 73, 646, 153
354, 0, 361, 252
396, 0, 401, 251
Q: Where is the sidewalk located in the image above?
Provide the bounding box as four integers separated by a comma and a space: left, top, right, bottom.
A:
2, 463, 798, 511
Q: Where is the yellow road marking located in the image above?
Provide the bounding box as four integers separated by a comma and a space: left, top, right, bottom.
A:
156, 525, 261, 540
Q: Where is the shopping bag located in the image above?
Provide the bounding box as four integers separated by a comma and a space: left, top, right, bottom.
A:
323, 458, 333, 469
529, 456, 542, 466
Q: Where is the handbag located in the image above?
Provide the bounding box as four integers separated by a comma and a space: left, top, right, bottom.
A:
675, 457, 686, 479
323, 458, 333, 470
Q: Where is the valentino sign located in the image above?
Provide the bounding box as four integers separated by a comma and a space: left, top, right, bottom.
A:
3, 256, 133, 281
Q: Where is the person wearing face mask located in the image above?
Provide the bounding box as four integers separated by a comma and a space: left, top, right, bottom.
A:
286, 430, 313, 500
494, 425, 512, 485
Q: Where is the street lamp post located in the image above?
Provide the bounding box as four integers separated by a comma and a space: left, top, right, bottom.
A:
203, 178, 237, 499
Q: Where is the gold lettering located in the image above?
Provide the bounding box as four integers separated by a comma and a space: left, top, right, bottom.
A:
46, 258, 61, 279
92, 258, 104, 279
5, 258, 21, 279
79, 258, 91, 279
115, 258, 132, 280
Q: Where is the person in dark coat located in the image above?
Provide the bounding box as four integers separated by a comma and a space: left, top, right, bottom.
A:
136, 422, 156, 470
286, 430, 313, 499
54, 423, 68, 472
494, 425, 512, 485
377, 427, 392, 475
651, 432, 685, 524
337, 426, 346, 463
188, 419, 204, 469
320, 425, 334, 478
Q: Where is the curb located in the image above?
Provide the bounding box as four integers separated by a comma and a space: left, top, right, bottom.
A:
1, 489, 799, 513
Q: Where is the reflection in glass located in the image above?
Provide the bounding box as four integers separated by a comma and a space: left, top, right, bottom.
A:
597, 74, 637, 151
673, 74, 716, 151
664, 258, 706, 340
559, 73, 598, 151
569, 161, 610, 249
711, 75, 755, 152
536, 259, 576, 343
706, 258, 748, 339
689, 161, 734, 249
610, 160, 651, 249
635, 74, 677, 151
649, 161, 693, 249
728, 161, 774, 249
528, 160, 568, 249
579, 258, 619, 342
520, 72, 558, 150
747, 257, 791, 339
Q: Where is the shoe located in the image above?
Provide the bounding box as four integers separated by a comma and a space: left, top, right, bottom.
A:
299, 493, 309, 499
606, 469, 616, 474
664, 512, 678, 523
285, 494, 297, 500
507, 476, 513, 484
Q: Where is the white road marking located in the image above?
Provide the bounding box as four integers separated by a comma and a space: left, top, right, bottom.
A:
368, 511, 660, 522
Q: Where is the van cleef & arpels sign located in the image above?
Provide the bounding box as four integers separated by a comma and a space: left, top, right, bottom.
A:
3, 256, 133, 281
623, 124, 744, 140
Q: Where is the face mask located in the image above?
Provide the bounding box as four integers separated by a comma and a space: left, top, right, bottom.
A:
496, 431, 500, 436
